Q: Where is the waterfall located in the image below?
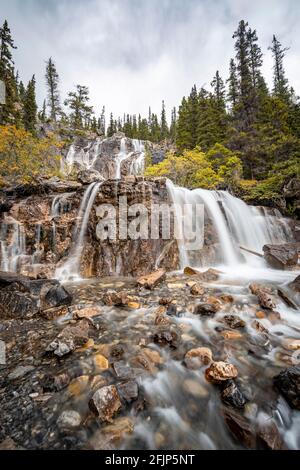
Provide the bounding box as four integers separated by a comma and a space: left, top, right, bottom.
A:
130, 139, 145, 175
0, 222, 27, 273
166, 180, 292, 269
62, 138, 102, 175
115, 138, 130, 179
55, 181, 102, 281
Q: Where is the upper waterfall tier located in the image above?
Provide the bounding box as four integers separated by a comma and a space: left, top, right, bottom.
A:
61, 134, 146, 180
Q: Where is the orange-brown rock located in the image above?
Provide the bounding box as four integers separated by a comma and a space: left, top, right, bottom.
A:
205, 361, 238, 384
184, 347, 213, 369
89, 385, 122, 423
137, 269, 166, 290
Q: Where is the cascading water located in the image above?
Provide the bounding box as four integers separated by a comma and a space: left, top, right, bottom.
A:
55, 181, 102, 281
0, 221, 27, 272
62, 138, 102, 175
166, 180, 293, 271
115, 138, 130, 179
130, 139, 145, 175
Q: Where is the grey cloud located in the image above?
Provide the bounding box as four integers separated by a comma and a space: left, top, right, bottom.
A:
0, 0, 299, 119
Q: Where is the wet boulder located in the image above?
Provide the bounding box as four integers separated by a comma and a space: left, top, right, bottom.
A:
102, 290, 129, 307
273, 366, 300, 410
194, 302, 220, 316
0, 289, 39, 319
223, 408, 256, 449
190, 283, 205, 296
152, 325, 181, 349
137, 269, 166, 290
223, 315, 246, 329
249, 283, 276, 310
205, 361, 238, 384
117, 380, 139, 403
263, 243, 298, 270
184, 347, 213, 369
46, 319, 90, 357
89, 385, 122, 423
288, 275, 300, 293
220, 380, 247, 409
40, 284, 72, 309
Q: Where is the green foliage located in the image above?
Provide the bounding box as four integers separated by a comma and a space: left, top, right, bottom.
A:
144, 145, 242, 189
45, 57, 61, 122
64, 85, 93, 129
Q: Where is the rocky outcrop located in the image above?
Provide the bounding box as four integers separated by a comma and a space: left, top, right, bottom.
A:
0, 272, 72, 319
263, 243, 298, 270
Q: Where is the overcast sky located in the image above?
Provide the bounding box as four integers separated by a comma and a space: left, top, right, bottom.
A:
1, 0, 300, 120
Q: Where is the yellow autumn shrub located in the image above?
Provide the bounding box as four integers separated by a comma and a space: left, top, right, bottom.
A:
0, 125, 63, 186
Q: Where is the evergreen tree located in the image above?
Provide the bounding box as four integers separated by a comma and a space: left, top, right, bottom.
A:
0, 20, 19, 125
233, 20, 256, 129
64, 85, 93, 129
45, 57, 61, 122
23, 75, 37, 134
99, 106, 106, 135
211, 71, 226, 107
227, 59, 239, 109
107, 112, 116, 137
160, 100, 169, 139
39, 99, 47, 123
170, 107, 177, 142
269, 35, 291, 102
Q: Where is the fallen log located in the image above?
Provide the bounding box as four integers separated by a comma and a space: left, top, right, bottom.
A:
239, 246, 263, 258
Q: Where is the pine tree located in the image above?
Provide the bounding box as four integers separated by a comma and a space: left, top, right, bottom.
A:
269, 35, 291, 102
64, 85, 93, 129
211, 71, 226, 108
233, 20, 256, 129
99, 106, 106, 135
0, 20, 19, 125
170, 107, 177, 142
176, 96, 190, 151
45, 57, 61, 122
227, 59, 239, 109
107, 112, 116, 137
160, 100, 169, 139
23, 75, 37, 134
39, 99, 47, 122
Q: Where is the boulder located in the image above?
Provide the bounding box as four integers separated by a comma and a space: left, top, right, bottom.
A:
223, 315, 246, 329
249, 283, 276, 310
184, 267, 220, 281
77, 169, 104, 185
289, 275, 300, 293
46, 319, 90, 357
184, 347, 213, 369
137, 269, 166, 290
0, 289, 39, 319
41, 284, 72, 309
273, 366, 300, 410
117, 380, 139, 403
194, 302, 219, 316
220, 380, 247, 409
190, 283, 205, 296
102, 290, 128, 307
57, 410, 82, 428
89, 385, 122, 422
223, 408, 256, 449
205, 361, 238, 384
263, 244, 298, 270
153, 325, 181, 349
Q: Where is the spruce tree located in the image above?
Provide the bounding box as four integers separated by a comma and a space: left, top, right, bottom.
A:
269, 35, 291, 102
23, 75, 37, 134
170, 107, 177, 142
160, 100, 169, 139
107, 112, 116, 137
64, 85, 93, 129
45, 57, 61, 122
233, 20, 256, 129
0, 20, 18, 125
227, 59, 239, 109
